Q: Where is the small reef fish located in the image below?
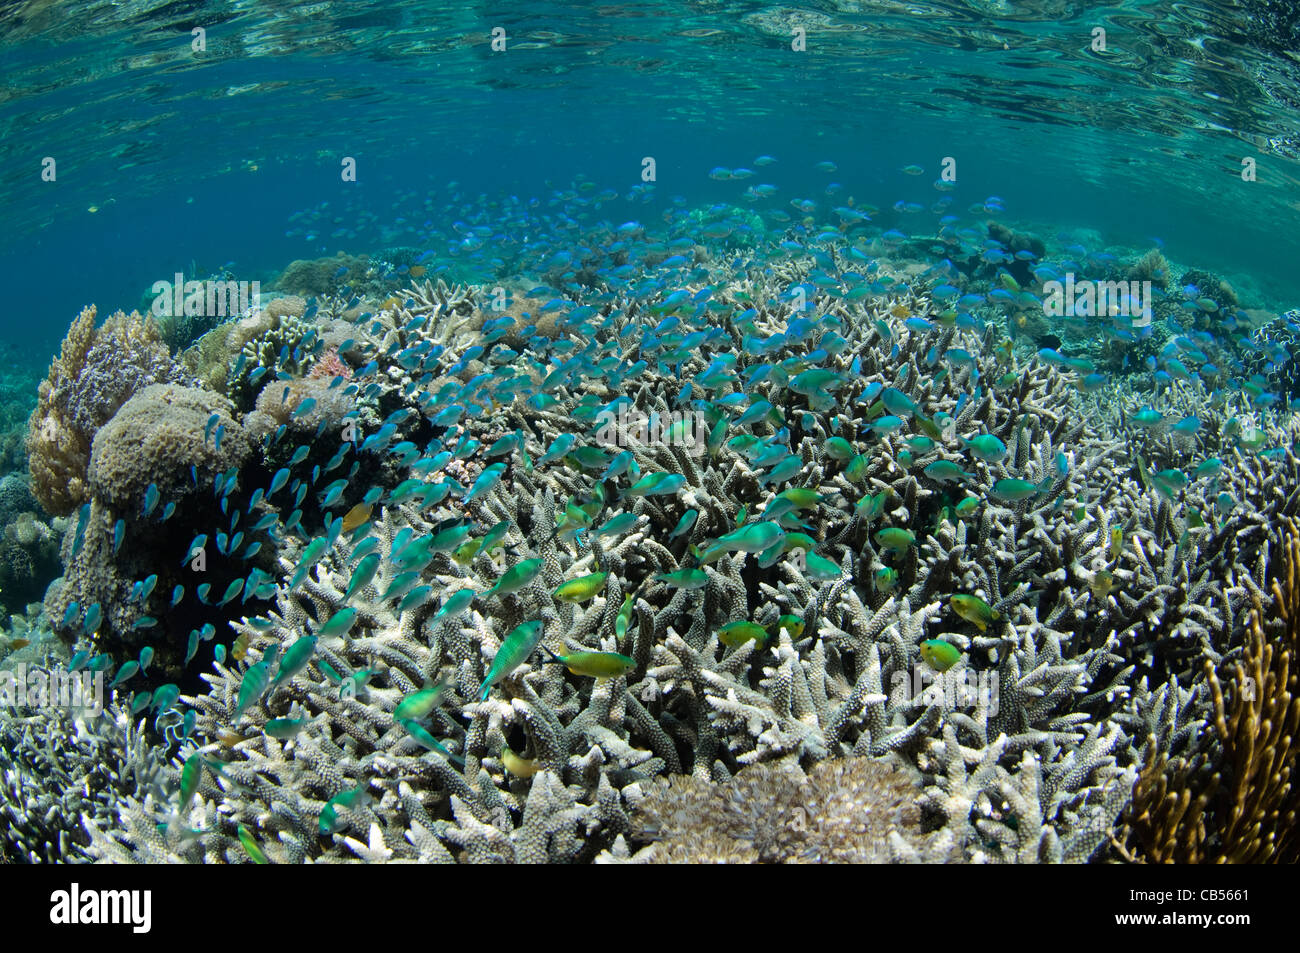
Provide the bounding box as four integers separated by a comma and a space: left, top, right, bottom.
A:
479, 620, 545, 700
920, 639, 962, 672
950, 594, 1001, 631
540, 645, 635, 678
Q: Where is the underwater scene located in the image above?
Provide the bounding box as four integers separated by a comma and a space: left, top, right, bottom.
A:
1, 0, 1299, 868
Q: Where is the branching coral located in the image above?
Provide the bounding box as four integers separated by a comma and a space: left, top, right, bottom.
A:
1119, 518, 1300, 862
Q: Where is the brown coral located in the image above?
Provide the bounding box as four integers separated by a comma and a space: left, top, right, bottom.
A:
27, 306, 187, 516
630, 756, 930, 863
243, 375, 355, 442
87, 383, 250, 511
27, 305, 96, 515
1128, 247, 1171, 290
275, 254, 368, 297
1120, 519, 1300, 863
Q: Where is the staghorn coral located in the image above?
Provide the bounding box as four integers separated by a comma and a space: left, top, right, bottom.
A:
12, 201, 1300, 865
1, 699, 169, 864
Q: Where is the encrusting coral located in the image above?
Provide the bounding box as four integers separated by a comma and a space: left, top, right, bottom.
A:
623, 755, 940, 863
88, 383, 250, 510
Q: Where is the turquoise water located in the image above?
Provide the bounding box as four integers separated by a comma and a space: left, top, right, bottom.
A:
4, 0, 1300, 347
2, 0, 1300, 865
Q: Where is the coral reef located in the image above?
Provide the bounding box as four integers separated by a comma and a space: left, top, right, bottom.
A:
6, 203, 1299, 865
275, 254, 370, 298
44, 385, 257, 677
88, 384, 250, 511
0, 510, 60, 611
1128, 248, 1172, 289
1120, 518, 1300, 862
1, 699, 168, 864
26, 307, 189, 516
623, 756, 939, 862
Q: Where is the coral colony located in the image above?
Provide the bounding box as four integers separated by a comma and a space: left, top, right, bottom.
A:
2, 171, 1299, 865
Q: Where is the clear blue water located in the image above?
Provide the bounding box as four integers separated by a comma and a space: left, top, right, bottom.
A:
3, 0, 1300, 353
5, 0, 1300, 867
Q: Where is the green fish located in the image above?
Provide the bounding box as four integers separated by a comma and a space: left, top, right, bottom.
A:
845, 453, 869, 484
452, 538, 483, 566
234, 656, 274, 718
381, 570, 422, 602
553, 571, 609, 603
397, 585, 436, 614
319, 784, 372, 835
479, 520, 512, 554
487, 558, 545, 599
615, 592, 637, 640
923, 460, 974, 483
273, 635, 318, 687
433, 588, 476, 623
718, 620, 768, 649
804, 551, 841, 581
669, 509, 699, 539
178, 751, 205, 808
265, 715, 313, 739
655, 567, 710, 589
989, 478, 1049, 502
874, 566, 899, 592
874, 527, 916, 556
623, 472, 686, 499
855, 488, 894, 522
479, 620, 545, 700
1128, 407, 1164, 429
344, 552, 382, 601
949, 594, 1001, 631
316, 607, 358, 639
430, 521, 474, 553
594, 512, 638, 539
238, 823, 270, 864
541, 645, 636, 678
716, 521, 786, 554
920, 639, 962, 672
769, 614, 805, 639
393, 680, 447, 721
959, 434, 1007, 463
824, 436, 855, 461
774, 487, 823, 511
398, 718, 464, 766
290, 536, 331, 588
